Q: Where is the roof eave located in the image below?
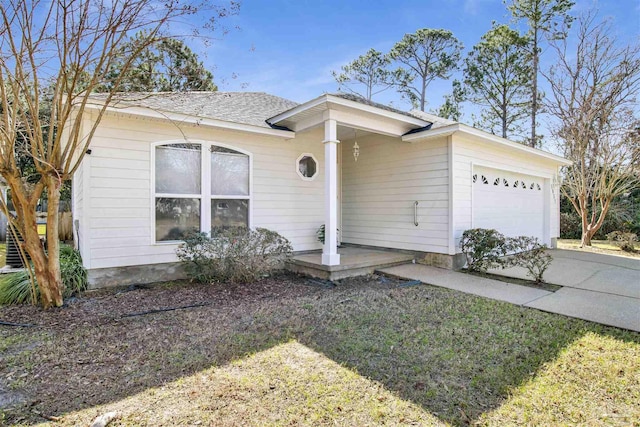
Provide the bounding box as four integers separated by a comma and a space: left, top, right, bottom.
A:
84, 102, 296, 139
267, 94, 430, 128
402, 123, 572, 166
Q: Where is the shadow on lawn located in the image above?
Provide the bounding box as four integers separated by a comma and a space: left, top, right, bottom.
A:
295, 284, 640, 425
2, 277, 639, 426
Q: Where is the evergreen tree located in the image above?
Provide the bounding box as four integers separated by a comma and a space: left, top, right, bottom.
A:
104, 34, 217, 92
389, 29, 463, 112
463, 24, 532, 139
332, 48, 392, 100
507, 0, 574, 147
434, 80, 465, 121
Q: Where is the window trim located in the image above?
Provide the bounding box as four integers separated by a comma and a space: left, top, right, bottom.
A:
151, 140, 253, 245
296, 152, 319, 181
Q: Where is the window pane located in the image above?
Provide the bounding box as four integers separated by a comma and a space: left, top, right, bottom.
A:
155, 198, 200, 241
298, 155, 317, 178
156, 144, 201, 194
211, 150, 249, 196
211, 199, 248, 230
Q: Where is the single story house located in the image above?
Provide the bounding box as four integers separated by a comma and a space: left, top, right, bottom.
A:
72, 92, 570, 288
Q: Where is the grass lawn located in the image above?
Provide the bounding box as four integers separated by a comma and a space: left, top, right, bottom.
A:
0, 274, 638, 426
557, 238, 640, 259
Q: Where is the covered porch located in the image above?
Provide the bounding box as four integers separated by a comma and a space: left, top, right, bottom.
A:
287, 245, 415, 281
267, 94, 433, 278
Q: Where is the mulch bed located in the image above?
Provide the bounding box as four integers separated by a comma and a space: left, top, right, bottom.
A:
463, 270, 562, 292
0, 273, 405, 425
0, 273, 318, 330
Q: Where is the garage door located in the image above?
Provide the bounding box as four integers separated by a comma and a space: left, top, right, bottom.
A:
473, 167, 545, 240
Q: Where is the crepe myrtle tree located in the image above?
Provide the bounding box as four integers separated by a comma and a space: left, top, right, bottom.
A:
0, 0, 239, 308
545, 12, 640, 247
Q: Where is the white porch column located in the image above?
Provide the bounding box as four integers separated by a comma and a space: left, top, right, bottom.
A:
322, 119, 340, 266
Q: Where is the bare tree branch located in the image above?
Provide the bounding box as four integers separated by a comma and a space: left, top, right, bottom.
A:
0, 0, 239, 308
544, 11, 640, 246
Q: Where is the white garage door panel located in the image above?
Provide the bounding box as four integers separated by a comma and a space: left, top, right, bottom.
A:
473, 167, 545, 240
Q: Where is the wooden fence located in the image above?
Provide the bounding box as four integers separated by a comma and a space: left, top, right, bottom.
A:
58, 212, 73, 241
0, 212, 73, 243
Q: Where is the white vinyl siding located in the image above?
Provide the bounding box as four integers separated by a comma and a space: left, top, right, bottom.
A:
71, 162, 83, 248
81, 112, 324, 269
452, 133, 560, 249
341, 134, 450, 254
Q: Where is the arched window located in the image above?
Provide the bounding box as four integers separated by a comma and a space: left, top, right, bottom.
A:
154, 142, 250, 242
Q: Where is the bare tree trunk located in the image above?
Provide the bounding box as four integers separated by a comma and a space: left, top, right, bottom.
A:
17, 206, 62, 308
29, 240, 62, 308
578, 195, 592, 247
579, 198, 612, 249
6, 176, 63, 308
530, 13, 539, 148
44, 176, 63, 307
420, 78, 427, 112
502, 99, 508, 138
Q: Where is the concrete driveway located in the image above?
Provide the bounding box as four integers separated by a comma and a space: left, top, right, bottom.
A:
380, 249, 640, 332
492, 249, 640, 299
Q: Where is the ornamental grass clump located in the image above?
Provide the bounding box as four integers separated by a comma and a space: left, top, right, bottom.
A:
0, 245, 87, 305
176, 227, 293, 284
606, 231, 638, 252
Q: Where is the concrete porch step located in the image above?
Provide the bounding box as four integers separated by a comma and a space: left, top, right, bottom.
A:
287, 247, 415, 281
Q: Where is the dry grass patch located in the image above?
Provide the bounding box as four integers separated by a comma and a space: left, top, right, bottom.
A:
1, 274, 639, 426
557, 239, 640, 259
48, 341, 442, 427
478, 332, 640, 425
0, 243, 5, 266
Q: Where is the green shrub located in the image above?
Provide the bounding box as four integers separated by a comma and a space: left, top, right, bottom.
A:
0, 245, 87, 305
461, 229, 553, 283
176, 227, 293, 284
460, 228, 508, 273
560, 212, 582, 239
316, 224, 339, 245
59, 245, 88, 296
560, 207, 634, 240
506, 236, 552, 283
606, 231, 638, 252
0, 272, 37, 305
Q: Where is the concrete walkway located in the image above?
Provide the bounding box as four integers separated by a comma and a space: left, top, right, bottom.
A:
380, 250, 640, 332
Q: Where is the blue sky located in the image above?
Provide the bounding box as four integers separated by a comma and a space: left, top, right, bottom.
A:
203, 0, 639, 120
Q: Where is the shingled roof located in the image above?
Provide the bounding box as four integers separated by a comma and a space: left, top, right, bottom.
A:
329, 93, 422, 120
90, 92, 300, 129
90, 91, 456, 131
330, 93, 455, 129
